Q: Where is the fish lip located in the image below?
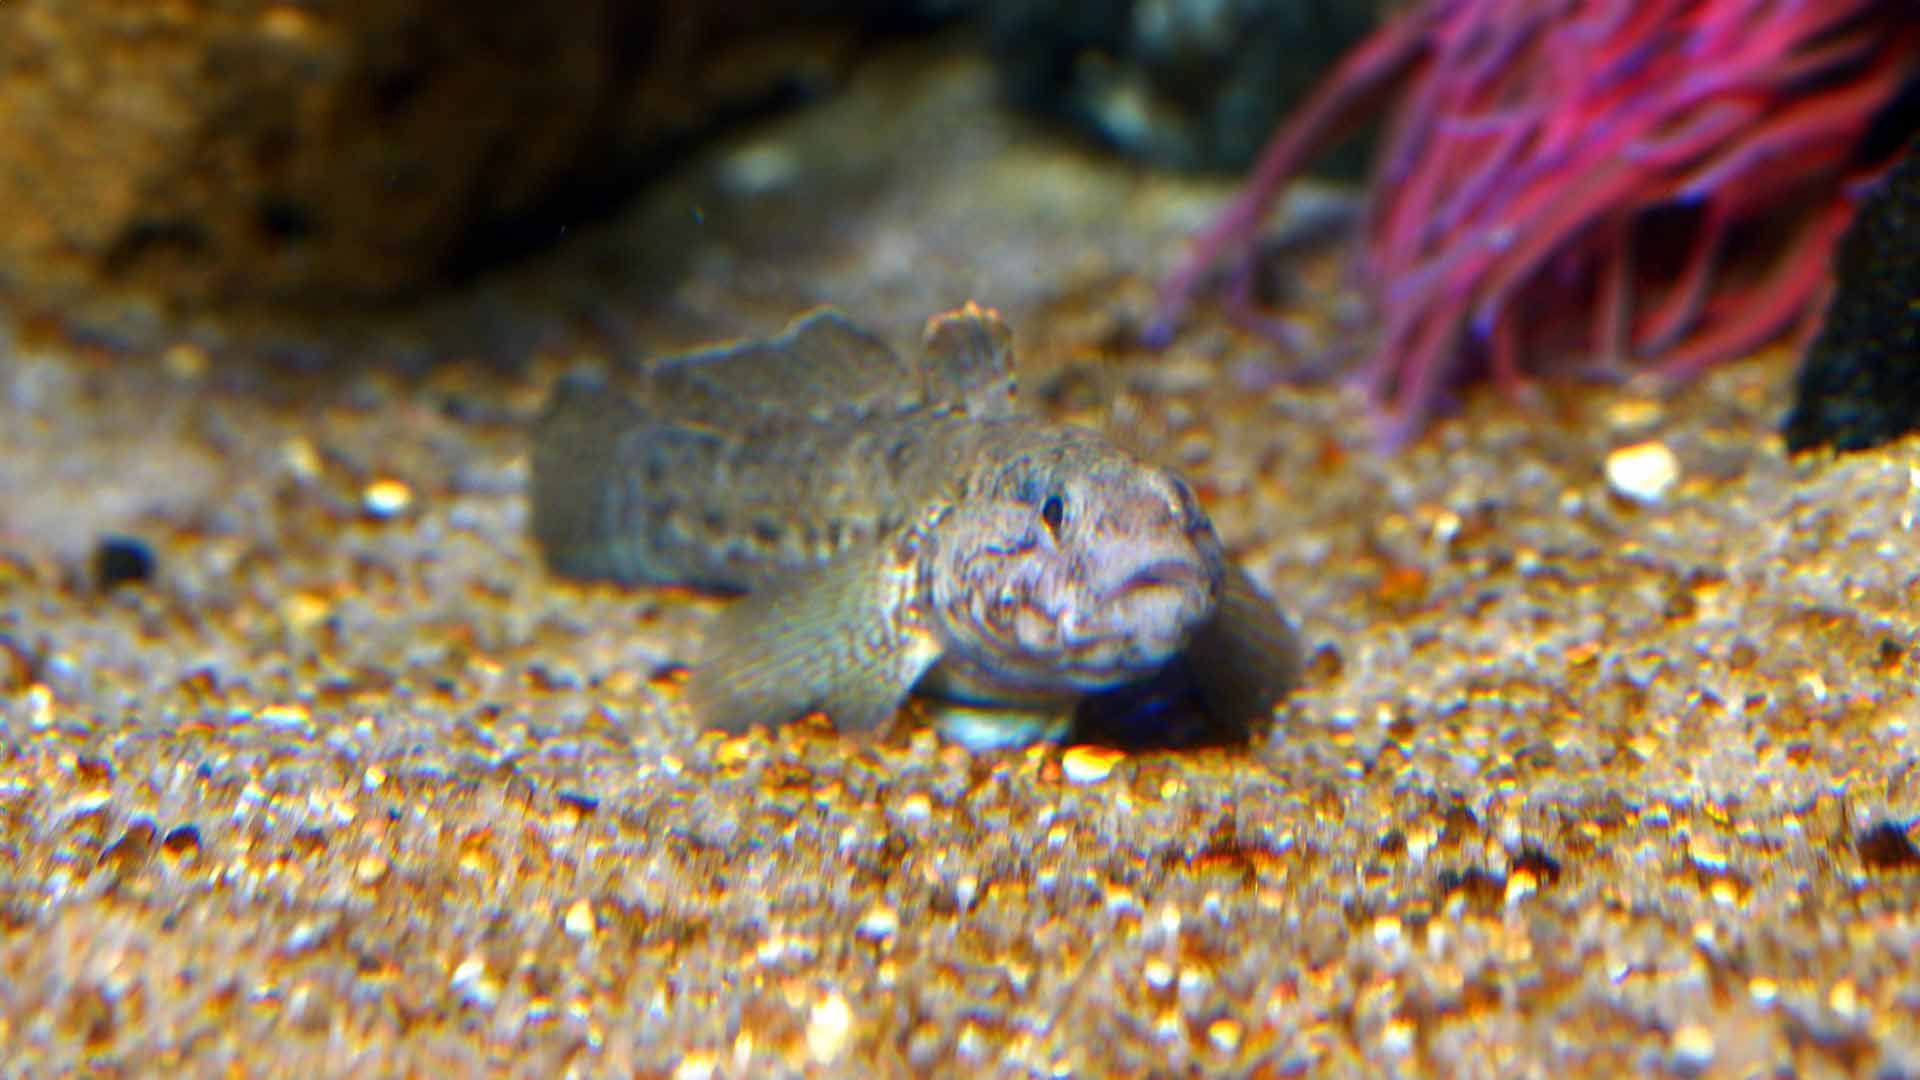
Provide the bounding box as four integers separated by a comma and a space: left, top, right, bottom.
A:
1104, 558, 1212, 601
1065, 558, 1213, 662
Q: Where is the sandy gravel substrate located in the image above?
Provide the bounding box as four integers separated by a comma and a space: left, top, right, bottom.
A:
4, 47, 1919, 1078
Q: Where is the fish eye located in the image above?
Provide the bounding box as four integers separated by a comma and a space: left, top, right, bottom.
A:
1040, 493, 1066, 537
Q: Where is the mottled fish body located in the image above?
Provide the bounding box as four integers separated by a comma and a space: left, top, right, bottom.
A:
532, 303, 1301, 744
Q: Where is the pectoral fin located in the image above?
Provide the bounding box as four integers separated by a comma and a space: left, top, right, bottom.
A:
1186, 566, 1304, 730
681, 543, 942, 736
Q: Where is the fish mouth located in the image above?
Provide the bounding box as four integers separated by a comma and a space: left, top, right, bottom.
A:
1060, 557, 1214, 667
1105, 559, 1213, 602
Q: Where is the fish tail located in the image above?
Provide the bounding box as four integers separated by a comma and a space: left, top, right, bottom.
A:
530, 373, 659, 582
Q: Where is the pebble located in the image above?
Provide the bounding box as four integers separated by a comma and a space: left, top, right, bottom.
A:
93, 534, 155, 589
806, 993, 854, 1063
1604, 440, 1680, 503
361, 478, 414, 518
1670, 1022, 1715, 1074
855, 903, 899, 942
1061, 745, 1126, 784
565, 899, 597, 939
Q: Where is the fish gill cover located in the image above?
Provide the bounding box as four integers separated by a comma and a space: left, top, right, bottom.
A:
1147, 0, 1919, 447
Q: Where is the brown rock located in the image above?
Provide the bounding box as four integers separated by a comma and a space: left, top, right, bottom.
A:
0, 1, 880, 316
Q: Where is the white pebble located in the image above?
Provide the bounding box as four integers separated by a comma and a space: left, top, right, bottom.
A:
1605, 441, 1680, 503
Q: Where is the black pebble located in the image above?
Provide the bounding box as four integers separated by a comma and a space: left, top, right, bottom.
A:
95, 535, 156, 589
1857, 820, 1920, 871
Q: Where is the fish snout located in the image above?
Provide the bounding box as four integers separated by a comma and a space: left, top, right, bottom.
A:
1058, 547, 1218, 666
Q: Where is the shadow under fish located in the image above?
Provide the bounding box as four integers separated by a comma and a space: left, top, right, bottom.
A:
531, 303, 1303, 750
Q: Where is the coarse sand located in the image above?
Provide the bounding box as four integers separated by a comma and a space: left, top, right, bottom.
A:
3, 46, 1918, 1078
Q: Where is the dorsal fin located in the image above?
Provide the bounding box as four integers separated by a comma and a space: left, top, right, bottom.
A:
647, 307, 924, 426
921, 302, 1018, 418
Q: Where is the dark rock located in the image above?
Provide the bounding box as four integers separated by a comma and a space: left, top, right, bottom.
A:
983, 0, 1390, 172
1784, 139, 1920, 453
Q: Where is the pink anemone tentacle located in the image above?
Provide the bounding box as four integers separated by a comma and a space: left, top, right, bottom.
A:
1149, 0, 1919, 446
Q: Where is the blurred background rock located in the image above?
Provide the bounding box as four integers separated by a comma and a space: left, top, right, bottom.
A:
0, 1, 944, 318
983, 0, 1387, 172
0, 0, 1378, 327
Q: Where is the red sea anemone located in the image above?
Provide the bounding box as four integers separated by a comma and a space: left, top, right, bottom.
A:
1147, 0, 1919, 446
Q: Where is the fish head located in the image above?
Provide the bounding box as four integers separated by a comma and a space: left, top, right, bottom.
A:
924, 433, 1225, 699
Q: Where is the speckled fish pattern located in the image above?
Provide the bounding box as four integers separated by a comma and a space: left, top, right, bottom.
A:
531, 303, 1302, 743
